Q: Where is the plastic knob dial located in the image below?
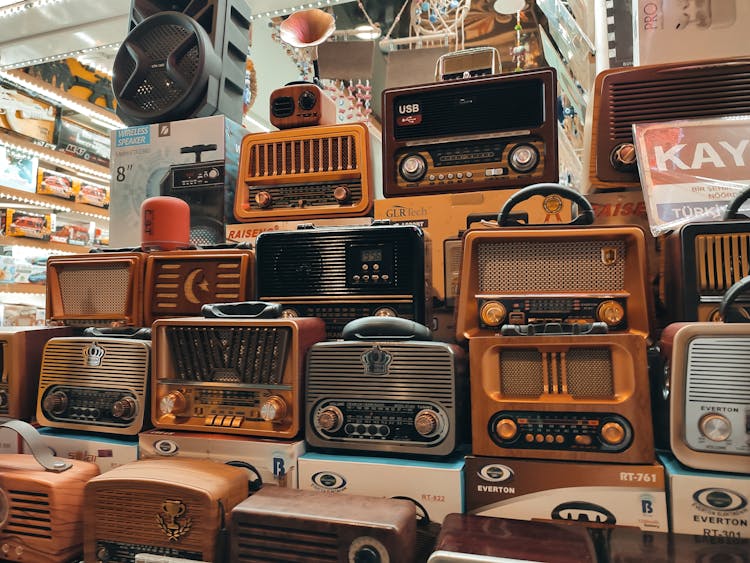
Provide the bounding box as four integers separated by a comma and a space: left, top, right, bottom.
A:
333, 185, 351, 202
596, 300, 625, 327
611, 143, 638, 170
111, 397, 137, 420
399, 154, 427, 182
159, 391, 187, 416
480, 301, 507, 327
298, 90, 317, 111
414, 409, 440, 437
354, 546, 381, 563
260, 396, 287, 422
495, 418, 518, 441
509, 144, 539, 172
317, 406, 343, 432
600, 421, 626, 445
43, 391, 68, 415
255, 191, 272, 208
699, 413, 731, 442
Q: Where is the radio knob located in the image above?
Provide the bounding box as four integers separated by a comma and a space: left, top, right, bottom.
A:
600, 421, 626, 446
399, 154, 427, 182
596, 300, 625, 327
317, 406, 343, 433
0, 390, 6, 408
111, 397, 137, 420
354, 545, 381, 563
260, 396, 287, 422
373, 307, 397, 317
699, 413, 732, 442
611, 143, 638, 171
255, 191, 272, 208
480, 301, 506, 327
333, 185, 351, 202
298, 89, 317, 111
159, 391, 187, 416
495, 418, 518, 441
414, 409, 441, 437
508, 144, 539, 172
96, 546, 110, 561
43, 391, 68, 415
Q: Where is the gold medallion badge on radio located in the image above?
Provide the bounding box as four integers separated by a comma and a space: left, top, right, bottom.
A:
157, 500, 192, 542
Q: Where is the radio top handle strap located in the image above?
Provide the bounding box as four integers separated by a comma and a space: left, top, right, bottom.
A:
719, 275, 750, 323
83, 327, 152, 340
0, 418, 72, 472
723, 185, 750, 220
497, 183, 595, 227
341, 317, 432, 341
201, 301, 283, 319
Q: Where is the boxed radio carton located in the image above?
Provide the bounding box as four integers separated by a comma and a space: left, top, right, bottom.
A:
660, 452, 750, 538
110, 114, 247, 248
464, 456, 668, 532
225, 216, 373, 246
298, 452, 464, 524
138, 429, 305, 489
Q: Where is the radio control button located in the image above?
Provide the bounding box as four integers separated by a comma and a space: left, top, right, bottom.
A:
159, 391, 187, 416
260, 396, 287, 422
429, 174, 436, 181
368, 425, 378, 435
354, 545, 381, 563
0, 391, 6, 407
611, 143, 638, 171
600, 422, 626, 445
415, 409, 440, 437
495, 418, 518, 440
438, 174, 445, 180
43, 391, 68, 415
447, 173, 454, 179
596, 300, 625, 327
555, 435, 565, 444
357, 424, 367, 434
525, 433, 534, 442
318, 406, 344, 433
457, 172, 463, 179
509, 144, 539, 173
480, 301, 506, 327
345, 423, 355, 434
333, 185, 351, 203
372, 264, 380, 271
255, 191, 273, 208
699, 413, 731, 442
535, 434, 544, 443
399, 154, 427, 182
205, 415, 217, 425
574, 434, 592, 446
96, 546, 109, 561
112, 397, 137, 420
231, 416, 244, 428
466, 171, 473, 178
373, 307, 397, 317
545, 434, 554, 443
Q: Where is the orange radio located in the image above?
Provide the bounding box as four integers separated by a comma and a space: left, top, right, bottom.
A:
152, 301, 326, 437
84, 458, 247, 563
269, 82, 337, 129
455, 185, 651, 342
469, 332, 655, 463
234, 123, 374, 222
0, 419, 100, 563
0, 326, 72, 420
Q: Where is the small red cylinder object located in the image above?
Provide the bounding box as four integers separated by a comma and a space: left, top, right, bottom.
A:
141, 196, 190, 251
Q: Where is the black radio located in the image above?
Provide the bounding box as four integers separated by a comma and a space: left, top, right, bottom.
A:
255, 222, 430, 339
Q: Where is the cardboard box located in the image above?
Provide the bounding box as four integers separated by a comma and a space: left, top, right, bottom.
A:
0, 145, 38, 193
298, 452, 464, 524
23, 427, 138, 473
225, 216, 373, 246
660, 452, 750, 538
465, 456, 668, 532
36, 167, 77, 201
4, 209, 53, 241
138, 429, 305, 489
110, 115, 247, 248
0, 82, 57, 143
0, 427, 21, 453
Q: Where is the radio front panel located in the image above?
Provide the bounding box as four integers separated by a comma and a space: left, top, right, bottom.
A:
383, 68, 558, 196
152, 316, 326, 437
469, 334, 654, 463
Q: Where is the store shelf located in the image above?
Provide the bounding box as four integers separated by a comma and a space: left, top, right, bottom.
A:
0, 282, 45, 294
0, 234, 89, 254
0, 184, 108, 222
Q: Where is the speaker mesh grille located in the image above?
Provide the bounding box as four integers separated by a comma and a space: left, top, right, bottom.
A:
695, 234, 750, 294
566, 349, 613, 398
249, 135, 356, 177
500, 350, 544, 397
477, 240, 625, 292
58, 263, 131, 316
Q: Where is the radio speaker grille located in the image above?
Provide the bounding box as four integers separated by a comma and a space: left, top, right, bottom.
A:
695, 234, 750, 294
687, 337, 750, 405
58, 263, 131, 317
6, 490, 52, 539
166, 326, 290, 384
477, 240, 625, 293
500, 349, 613, 398
234, 521, 339, 562
249, 135, 356, 177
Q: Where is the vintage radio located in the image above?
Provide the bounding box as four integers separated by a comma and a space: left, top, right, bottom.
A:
270, 82, 337, 129
306, 317, 466, 456
455, 185, 651, 341
234, 123, 374, 222
36, 330, 152, 436
46, 251, 145, 327
382, 68, 557, 197
84, 458, 247, 563
660, 321, 750, 473
585, 57, 750, 193
0, 326, 72, 420
152, 301, 326, 437
428, 514, 596, 563
435, 46, 502, 81
0, 419, 100, 563
255, 222, 429, 339
469, 333, 655, 463
230, 486, 416, 562
143, 246, 255, 326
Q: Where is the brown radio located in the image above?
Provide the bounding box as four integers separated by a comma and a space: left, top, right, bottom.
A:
0, 326, 72, 420
46, 252, 144, 327
230, 486, 416, 562
234, 123, 374, 222
84, 458, 247, 563
0, 419, 100, 563
143, 247, 255, 326
585, 57, 750, 193
152, 302, 326, 437
455, 185, 651, 341
269, 82, 337, 129
469, 333, 655, 463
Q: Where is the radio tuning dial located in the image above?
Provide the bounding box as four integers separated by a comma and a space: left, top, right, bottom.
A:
0, 390, 6, 408
260, 396, 287, 422
596, 300, 625, 327
611, 143, 638, 171
159, 391, 187, 416
317, 406, 343, 433
508, 144, 539, 173
354, 545, 381, 563
96, 546, 110, 562
414, 409, 441, 437
43, 391, 68, 415
333, 185, 351, 202
600, 421, 626, 445
699, 413, 731, 442
495, 418, 518, 441
298, 90, 317, 111
255, 191, 272, 208
111, 397, 137, 420
480, 301, 506, 327
399, 154, 427, 182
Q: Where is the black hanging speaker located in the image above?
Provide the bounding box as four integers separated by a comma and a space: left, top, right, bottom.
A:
113, 0, 251, 126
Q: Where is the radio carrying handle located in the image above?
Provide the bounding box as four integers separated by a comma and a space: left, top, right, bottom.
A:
83, 327, 152, 340
719, 275, 750, 322
0, 418, 72, 472
201, 301, 283, 319
723, 186, 750, 220
341, 317, 432, 341
180, 143, 218, 164
497, 183, 595, 227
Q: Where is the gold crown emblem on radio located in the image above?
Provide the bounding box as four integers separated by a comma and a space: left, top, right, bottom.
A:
82, 342, 105, 367
361, 345, 392, 376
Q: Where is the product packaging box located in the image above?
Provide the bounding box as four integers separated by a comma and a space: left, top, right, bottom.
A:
23, 427, 138, 473
298, 452, 465, 524
138, 429, 305, 489
0, 427, 20, 453
0, 145, 38, 193
226, 216, 373, 246
110, 115, 247, 247
76, 181, 110, 209
36, 167, 77, 201
4, 209, 53, 241
660, 452, 750, 538
0, 82, 57, 143
465, 456, 669, 532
